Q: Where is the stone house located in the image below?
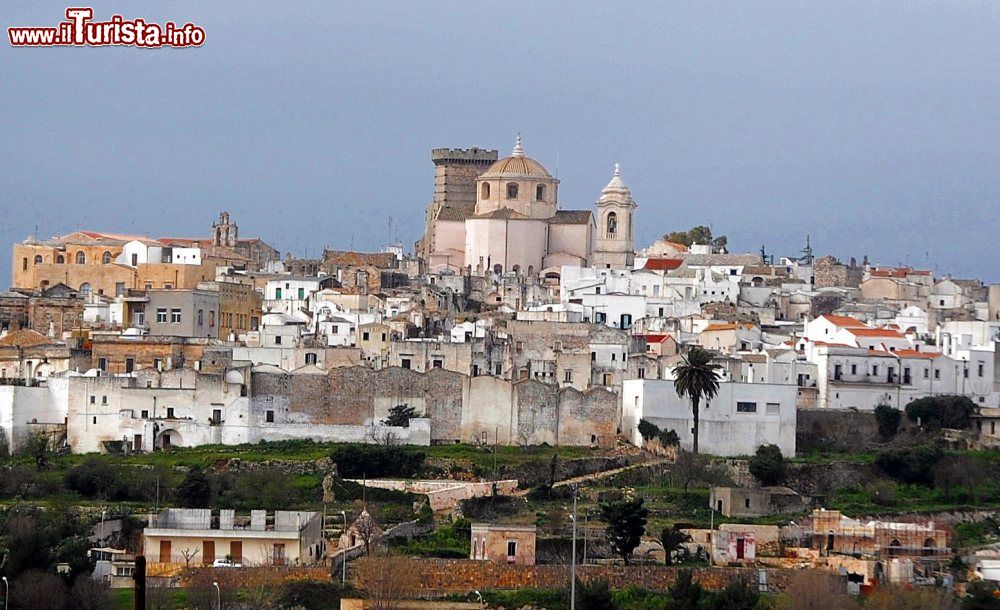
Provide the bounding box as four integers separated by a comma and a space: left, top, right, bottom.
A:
470, 524, 536, 566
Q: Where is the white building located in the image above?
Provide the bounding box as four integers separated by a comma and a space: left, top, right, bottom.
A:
622, 379, 797, 456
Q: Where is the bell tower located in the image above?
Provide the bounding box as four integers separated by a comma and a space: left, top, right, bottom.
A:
212, 211, 238, 248
592, 164, 637, 269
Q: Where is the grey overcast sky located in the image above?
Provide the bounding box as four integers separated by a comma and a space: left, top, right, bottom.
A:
2, 1, 999, 287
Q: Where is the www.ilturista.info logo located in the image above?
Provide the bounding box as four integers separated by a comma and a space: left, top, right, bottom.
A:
8, 8, 205, 47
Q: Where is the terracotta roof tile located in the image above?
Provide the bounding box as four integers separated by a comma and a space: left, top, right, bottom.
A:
643, 258, 684, 271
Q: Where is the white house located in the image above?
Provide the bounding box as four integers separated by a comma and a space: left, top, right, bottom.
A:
622, 379, 797, 456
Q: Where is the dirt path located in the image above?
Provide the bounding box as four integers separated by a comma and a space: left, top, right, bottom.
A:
513, 457, 671, 496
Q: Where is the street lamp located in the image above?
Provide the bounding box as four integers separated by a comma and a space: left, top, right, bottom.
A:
100, 509, 107, 544
340, 511, 348, 586
213, 581, 220, 610
3, 576, 8, 610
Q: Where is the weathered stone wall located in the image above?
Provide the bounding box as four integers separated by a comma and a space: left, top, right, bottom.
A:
796, 408, 878, 453
354, 558, 794, 595
516, 380, 560, 445
425, 368, 465, 442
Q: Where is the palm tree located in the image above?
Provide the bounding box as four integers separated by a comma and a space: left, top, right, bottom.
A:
673, 346, 721, 454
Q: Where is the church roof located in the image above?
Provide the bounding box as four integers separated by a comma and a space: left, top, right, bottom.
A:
472, 208, 529, 220
548, 210, 592, 225
436, 207, 475, 222
480, 135, 552, 179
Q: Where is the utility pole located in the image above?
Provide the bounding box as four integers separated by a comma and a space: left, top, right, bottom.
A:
570, 488, 578, 609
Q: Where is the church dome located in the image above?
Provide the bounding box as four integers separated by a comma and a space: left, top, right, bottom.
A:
480, 135, 552, 178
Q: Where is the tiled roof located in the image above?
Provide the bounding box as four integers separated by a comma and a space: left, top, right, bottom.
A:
481, 156, 551, 178
548, 210, 592, 225
0, 329, 58, 348
472, 208, 529, 220
820, 315, 867, 328
436, 207, 475, 222
703, 323, 738, 332
642, 258, 684, 271
895, 349, 942, 359
847, 328, 905, 339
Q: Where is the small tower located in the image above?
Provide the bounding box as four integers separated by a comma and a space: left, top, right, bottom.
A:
592, 164, 637, 269
212, 211, 238, 248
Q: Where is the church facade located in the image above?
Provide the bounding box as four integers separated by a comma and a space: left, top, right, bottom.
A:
419, 137, 637, 278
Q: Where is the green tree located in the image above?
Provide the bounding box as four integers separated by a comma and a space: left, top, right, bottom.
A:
905, 395, 976, 430
874, 444, 943, 486
577, 580, 614, 610
874, 404, 902, 441
663, 226, 728, 250
669, 570, 704, 608
963, 580, 1000, 610
637, 419, 660, 442
658, 429, 680, 447
711, 574, 760, 610
21, 432, 51, 470
748, 444, 786, 486
382, 404, 418, 428
177, 467, 211, 508
599, 498, 648, 565
659, 524, 691, 566
673, 347, 722, 454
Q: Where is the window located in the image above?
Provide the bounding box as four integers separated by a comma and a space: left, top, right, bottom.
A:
834, 364, 842, 380
872, 365, 879, 376
115, 282, 125, 297
266, 410, 274, 423
562, 370, 574, 383
197, 309, 204, 326
851, 364, 857, 375
170, 309, 181, 323
75, 251, 85, 264
275, 287, 282, 299
363, 331, 370, 341
923, 368, 929, 379
298, 287, 304, 300
79, 282, 92, 297
433, 359, 443, 368
481, 182, 491, 199
153, 358, 162, 371
131, 253, 138, 266
33, 255, 42, 265
21, 258, 28, 271
506, 541, 517, 558
506, 182, 518, 199
102, 251, 112, 264
56, 255, 64, 264
141, 410, 149, 418
305, 353, 317, 365
156, 308, 167, 323
212, 409, 222, 424
90, 395, 95, 404
166, 407, 175, 418
274, 335, 282, 345
535, 184, 545, 201
736, 402, 757, 413
209, 311, 215, 327
98, 357, 107, 372
606, 211, 618, 237
934, 368, 940, 379
125, 358, 134, 373
745, 498, 751, 509
978, 363, 985, 377
101, 395, 107, 405
401, 358, 411, 369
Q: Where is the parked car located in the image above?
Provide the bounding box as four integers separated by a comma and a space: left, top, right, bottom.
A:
211, 559, 242, 568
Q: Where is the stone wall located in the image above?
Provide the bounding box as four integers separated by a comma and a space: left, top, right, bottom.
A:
796, 408, 878, 453
353, 558, 794, 595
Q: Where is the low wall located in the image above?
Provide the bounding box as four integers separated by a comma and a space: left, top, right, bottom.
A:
353, 558, 793, 596
349, 479, 519, 511
179, 565, 330, 587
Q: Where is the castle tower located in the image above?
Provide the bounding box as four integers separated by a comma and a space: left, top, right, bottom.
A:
592, 164, 637, 269
417, 147, 498, 258
212, 211, 238, 248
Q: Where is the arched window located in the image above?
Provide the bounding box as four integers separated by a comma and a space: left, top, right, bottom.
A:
506, 182, 518, 199
102, 251, 112, 264
535, 184, 545, 201
56, 255, 64, 264
79, 283, 92, 297
75, 251, 86, 265
481, 182, 491, 199
33, 255, 43, 265
607, 212, 618, 237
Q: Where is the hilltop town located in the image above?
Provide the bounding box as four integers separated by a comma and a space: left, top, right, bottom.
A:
2, 138, 999, 609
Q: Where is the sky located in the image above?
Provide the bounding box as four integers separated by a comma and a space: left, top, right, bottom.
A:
1, 1, 998, 288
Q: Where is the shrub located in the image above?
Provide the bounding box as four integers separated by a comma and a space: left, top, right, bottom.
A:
658, 429, 680, 447
637, 419, 660, 442
904, 395, 975, 430
331, 445, 425, 479
65, 458, 120, 499
874, 444, 943, 485
747, 444, 785, 486
874, 404, 902, 441
177, 467, 211, 508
